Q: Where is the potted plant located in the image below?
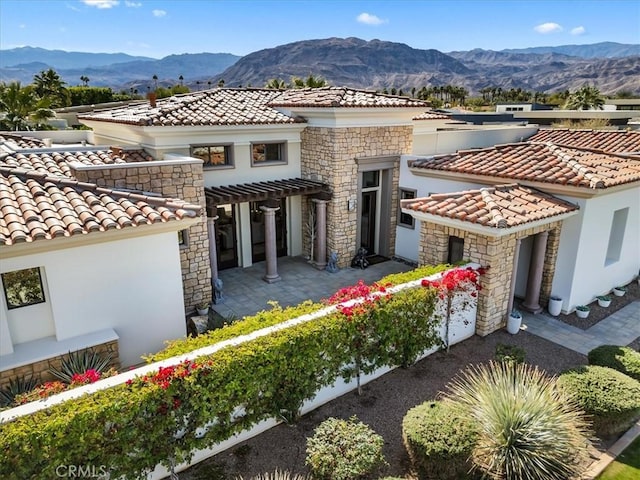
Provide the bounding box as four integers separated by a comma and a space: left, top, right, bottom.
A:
548, 296, 562, 316
507, 310, 522, 335
196, 302, 209, 316
597, 295, 612, 308
575, 305, 590, 319
612, 286, 627, 297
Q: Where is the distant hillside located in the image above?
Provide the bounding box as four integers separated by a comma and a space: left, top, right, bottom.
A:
500, 42, 640, 58
0, 46, 154, 69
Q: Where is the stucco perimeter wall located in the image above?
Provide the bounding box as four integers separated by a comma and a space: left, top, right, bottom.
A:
73, 160, 211, 311
300, 126, 413, 267
419, 221, 562, 335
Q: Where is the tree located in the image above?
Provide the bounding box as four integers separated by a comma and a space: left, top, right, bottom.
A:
152, 74, 158, 90
265, 78, 287, 89
564, 85, 604, 110
32, 68, 69, 108
291, 75, 327, 88
80, 75, 90, 87
178, 75, 184, 86
0, 81, 54, 130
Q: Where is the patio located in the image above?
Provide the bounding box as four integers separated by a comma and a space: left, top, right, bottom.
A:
210, 256, 414, 321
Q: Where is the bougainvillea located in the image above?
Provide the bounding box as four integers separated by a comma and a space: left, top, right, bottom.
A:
421, 266, 487, 352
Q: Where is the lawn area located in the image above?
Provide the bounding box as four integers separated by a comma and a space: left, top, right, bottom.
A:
597, 436, 640, 480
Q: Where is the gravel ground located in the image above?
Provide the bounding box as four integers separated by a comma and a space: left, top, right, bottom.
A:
178, 330, 596, 480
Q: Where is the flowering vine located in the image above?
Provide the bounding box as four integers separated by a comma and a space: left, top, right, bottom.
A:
421, 266, 487, 352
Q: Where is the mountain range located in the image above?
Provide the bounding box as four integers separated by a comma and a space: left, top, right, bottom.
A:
1, 39, 639, 95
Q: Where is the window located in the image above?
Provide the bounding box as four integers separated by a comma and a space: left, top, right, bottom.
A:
178, 229, 189, 249
605, 208, 628, 265
447, 236, 464, 264
362, 170, 380, 188
2, 267, 45, 309
398, 188, 417, 228
191, 144, 233, 168
251, 142, 286, 165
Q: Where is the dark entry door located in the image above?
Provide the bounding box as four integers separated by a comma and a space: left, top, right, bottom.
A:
251, 199, 287, 263
215, 204, 238, 270
360, 190, 377, 254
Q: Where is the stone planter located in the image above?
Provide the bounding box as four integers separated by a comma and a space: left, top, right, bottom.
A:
507, 311, 522, 335
548, 296, 562, 316
576, 306, 590, 319
597, 296, 611, 308
613, 287, 626, 297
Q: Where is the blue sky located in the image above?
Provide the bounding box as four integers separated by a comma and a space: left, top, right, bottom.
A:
1, 0, 639, 58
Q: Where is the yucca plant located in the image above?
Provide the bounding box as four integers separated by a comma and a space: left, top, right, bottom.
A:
443, 361, 591, 480
236, 470, 311, 480
0, 375, 39, 407
48, 348, 112, 384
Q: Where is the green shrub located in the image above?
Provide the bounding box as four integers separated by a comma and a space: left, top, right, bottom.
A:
48, 348, 113, 383
494, 343, 526, 364
558, 365, 640, 438
588, 345, 640, 382
306, 416, 386, 480
402, 400, 477, 480
445, 362, 590, 480
236, 470, 310, 480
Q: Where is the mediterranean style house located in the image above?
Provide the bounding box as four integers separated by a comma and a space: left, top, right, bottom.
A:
2, 87, 639, 385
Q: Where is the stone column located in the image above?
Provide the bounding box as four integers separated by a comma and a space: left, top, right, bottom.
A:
312, 198, 329, 270
261, 203, 281, 283
206, 216, 219, 282
522, 231, 549, 313
507, 237, 522, 319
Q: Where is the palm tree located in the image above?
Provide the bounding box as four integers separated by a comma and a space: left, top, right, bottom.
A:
564, 85, 605, 110
265, 78, 287, 89
152, 74, 158, 91
80, 75, 90, 87
178, 75, 184, 86
291, 75, 327, 89
0, 81, 54, 130
32, 68, 69, 108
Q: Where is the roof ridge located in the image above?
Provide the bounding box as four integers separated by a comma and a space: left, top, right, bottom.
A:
546, 143, 606, 188
479, 188, 508, 228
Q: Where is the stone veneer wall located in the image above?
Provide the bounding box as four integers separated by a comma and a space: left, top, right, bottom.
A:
300, 126, 413, 268
73, 162, 212, 312
418, 221, 563, 336
0, 341, 120, 390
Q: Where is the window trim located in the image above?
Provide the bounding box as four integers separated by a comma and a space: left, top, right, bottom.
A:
398, 187, 417, 229
2, 267, 46, 310
190, 143, 234, 169
250, 141, 287, 167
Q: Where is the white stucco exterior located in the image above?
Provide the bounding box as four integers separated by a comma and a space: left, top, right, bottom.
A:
0, 231, 188, 368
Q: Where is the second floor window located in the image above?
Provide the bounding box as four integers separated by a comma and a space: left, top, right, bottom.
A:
191, 145, 232, 168
252, 142, 285, 165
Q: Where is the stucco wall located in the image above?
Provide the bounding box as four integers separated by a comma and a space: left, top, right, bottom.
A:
300, 126, 413, 267
0, 232, 187, 367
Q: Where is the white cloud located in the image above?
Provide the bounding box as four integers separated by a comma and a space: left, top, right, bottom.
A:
125, 1, 142, 6
82, 0, 119, 8
19, 23, 26, 29
534, 22, 563, 34
571, 26, 586, 35
356, 12, 387, 26
152, 9, 166, 17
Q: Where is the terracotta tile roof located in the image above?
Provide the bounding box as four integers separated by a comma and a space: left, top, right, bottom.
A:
409, 142, 640, 189
78, 88, 305, 126
527, 129, 640, 153
268, 87, 428, 108
413, 111, 452, 120
0, 167, 202, 246
0, 150, 133, 178
0, 133, 46, 149
402, 184, 578, 229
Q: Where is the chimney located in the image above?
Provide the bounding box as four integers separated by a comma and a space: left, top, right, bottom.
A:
148, 91, 157, 108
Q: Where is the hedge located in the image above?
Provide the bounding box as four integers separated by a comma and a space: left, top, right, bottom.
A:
402, 400, 478, 479
588, 345, 640, 382
0, 267, 461, 480
557, 365, 640, 438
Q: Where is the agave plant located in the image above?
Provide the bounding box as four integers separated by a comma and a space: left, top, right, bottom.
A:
443, 361, 591, 480
48, 348, 112, 384
0, 375, 39, 407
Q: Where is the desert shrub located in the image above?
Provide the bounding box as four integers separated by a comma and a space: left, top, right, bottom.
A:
494, 343, 526, 364
402, 400, 477, 479
48, 348, 113, 383
445, 361, 590, 480
236, 470, 310, 480
588, 345, 640, 382
558, 365, 640, 438
306, 416, 386, 480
